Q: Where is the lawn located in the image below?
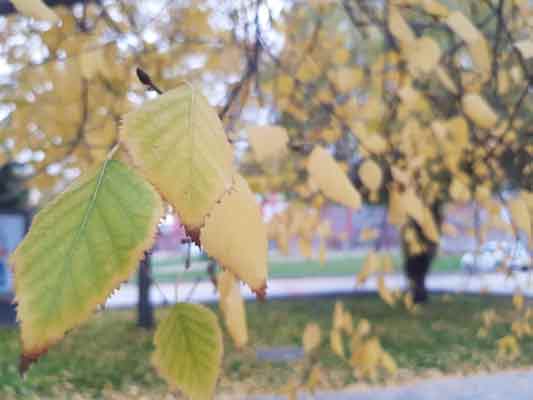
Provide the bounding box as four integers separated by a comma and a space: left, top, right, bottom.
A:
149, 254, 462, 283
0, 294, 531, 399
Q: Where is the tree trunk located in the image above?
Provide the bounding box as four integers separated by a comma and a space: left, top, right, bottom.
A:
404, 247, 437, 303
137, 252, 154, 329
402, 202, 443, 303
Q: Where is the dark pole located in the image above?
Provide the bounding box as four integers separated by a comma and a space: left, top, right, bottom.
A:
137, 251, 154, 329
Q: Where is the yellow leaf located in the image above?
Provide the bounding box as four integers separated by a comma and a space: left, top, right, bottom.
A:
388, 187, 407, 226
80, 46, 105, 80
513, 290, 525, 312
449, 178, 471, 202
497, 335, 520, 360
469, 38, 491, 79
362, 134, 388, 154
333, 301, 345, 331
446, 11, 482, 43
420, 0, 449, 17
341, 311, 353, 334
152, 303, 223, 400
356, 319, 371, 337
359, 159, 383, 191
380, 351, 398, 376
462, 93, 499, 129
121, 84, 234, 229
351, 337, 382, 380
378, 275, 396, 306
514, 40, 533, 59
218, 271, 248, 348
360, 227, 379, 241
247, 125, 289, 164
420, 207, 440, 243
435, 67, 458, 94
307, 147, 362, 209
442, 222, 459, 237
389, 6, 415, 51
303, 323, 322, 353
200, 175, 268, 294
328, 67, 363, 92
381, 253, 395, 273
306, 365, 323, 392
330, 330, 345, 358
11, 0, 60, 22
319, 239, 327, 266
357, 251, 379, 285
298, 237, 313, 259
406, 37, 441, 75
333, 48, 350, 65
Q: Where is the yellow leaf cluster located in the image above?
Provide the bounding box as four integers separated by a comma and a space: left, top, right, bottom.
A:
307, 147, 361, 209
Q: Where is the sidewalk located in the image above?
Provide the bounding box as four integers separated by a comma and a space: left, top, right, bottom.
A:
105, 271, 533, 308
251, 370, 533, 400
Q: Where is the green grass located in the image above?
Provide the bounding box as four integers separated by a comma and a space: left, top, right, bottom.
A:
149, 254, 461, 283
0, 294, 531, 398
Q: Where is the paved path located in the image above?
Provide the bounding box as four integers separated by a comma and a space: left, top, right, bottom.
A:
105, 271, 533, 308
251, 370, 533, 400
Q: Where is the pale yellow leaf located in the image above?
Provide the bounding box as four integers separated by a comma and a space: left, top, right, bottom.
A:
306, 365, 323, 392
378, 275, 396, 306
356, 319, 371, 337
200, 175, 268, 293
359, 159, 383, 191
462, 93, 499, 129
513, 290, 525, 312
497, 335, 520, 360
420, 0, 449, 17
11, 0, 60, 22
381, 351, 398, 376
303, 323, 321, 353
406, 37, 441, 75
435, 67, 458, 94
469, 38, 491, 79
351, 337, 382, 380
121, 84, 234, 229
330, 330, 345, 358
247, 125, 289, 164
357, 251, 379, 285
449, 178, 471, 202
360, 227, 379, 241
307, 147, 361, 209
333, 301, 345, 331
388, 187, 407, 226
515, 40, 533, 59
218, 271, 248, 348
446, 11, 482, 43
389, 6, 416, 51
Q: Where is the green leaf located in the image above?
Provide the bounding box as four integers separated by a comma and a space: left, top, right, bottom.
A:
121, 83, 234, 230
152, 303, 223, 400
11, 159, 163, 371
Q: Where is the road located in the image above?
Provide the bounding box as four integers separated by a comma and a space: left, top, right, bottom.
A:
251, 369, 533, 400
105, 271, 533, 308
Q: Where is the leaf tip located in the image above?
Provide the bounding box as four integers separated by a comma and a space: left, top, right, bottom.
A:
254, 283, 268, 301
18, 350, 47, 376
